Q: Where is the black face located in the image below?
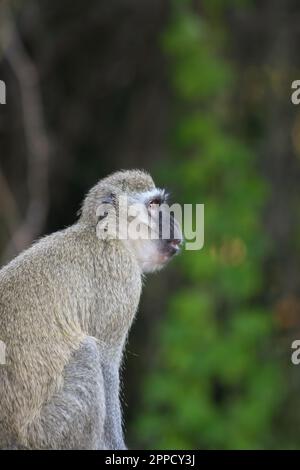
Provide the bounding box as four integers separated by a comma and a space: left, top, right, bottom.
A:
146, 192, 183, 254
118, 186, 183, 273
146, 192, 183, 261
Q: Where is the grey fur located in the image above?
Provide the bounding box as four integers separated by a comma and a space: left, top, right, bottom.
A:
0, 170, 181, 450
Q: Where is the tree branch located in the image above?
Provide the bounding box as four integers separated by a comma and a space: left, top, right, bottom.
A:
0, 4, 51, 264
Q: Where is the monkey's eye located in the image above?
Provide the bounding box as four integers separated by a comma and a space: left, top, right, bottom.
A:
148, 198, 161, 209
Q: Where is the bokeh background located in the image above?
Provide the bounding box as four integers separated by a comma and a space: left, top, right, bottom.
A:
1, 0, 300, 449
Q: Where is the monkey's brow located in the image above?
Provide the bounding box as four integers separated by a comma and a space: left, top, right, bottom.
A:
143, 189, 168, 203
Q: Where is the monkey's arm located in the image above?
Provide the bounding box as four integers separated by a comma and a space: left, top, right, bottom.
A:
102, 362, 127, 450
19, 337, 107, 450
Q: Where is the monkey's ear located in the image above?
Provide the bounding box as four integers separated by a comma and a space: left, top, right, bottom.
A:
101, 192, 115, 206
96, 192, 118, 240
96, 192, 116, 222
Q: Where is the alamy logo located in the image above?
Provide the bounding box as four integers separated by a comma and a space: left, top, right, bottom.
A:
291, 340, 300, 365
0, 340, 6, 365
291, 80, 300, 105
96, 196, 205, 251
0, 80, 6, 104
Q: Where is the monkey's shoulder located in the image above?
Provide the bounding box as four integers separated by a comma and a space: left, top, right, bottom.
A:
0, 227, 81, 281
0, 224, 141, 305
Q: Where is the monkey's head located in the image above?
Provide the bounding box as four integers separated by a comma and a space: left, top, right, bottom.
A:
80, 170, 183, 273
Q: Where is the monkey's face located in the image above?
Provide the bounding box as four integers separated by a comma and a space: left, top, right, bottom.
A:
84, 170, 183, 273
123, 188, 183, 273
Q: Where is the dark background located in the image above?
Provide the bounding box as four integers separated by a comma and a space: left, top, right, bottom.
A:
1, 0, 300, 449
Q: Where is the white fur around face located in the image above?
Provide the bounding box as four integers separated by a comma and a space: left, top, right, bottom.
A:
127, 238, 167, 273
124, 188, 169, 273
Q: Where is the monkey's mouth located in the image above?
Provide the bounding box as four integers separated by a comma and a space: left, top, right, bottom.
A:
161, 239, 182, 261
169, 239, 182, 255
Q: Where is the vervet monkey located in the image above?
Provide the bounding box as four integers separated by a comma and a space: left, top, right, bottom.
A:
0, 170, 182, 450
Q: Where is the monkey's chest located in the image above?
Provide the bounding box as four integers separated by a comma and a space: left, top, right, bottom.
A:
90, 272, 142, 348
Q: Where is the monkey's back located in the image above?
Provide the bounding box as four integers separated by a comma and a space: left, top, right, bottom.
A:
0, 223, 142, 447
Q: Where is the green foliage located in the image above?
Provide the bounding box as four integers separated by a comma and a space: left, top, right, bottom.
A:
134, 0, 282, 449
